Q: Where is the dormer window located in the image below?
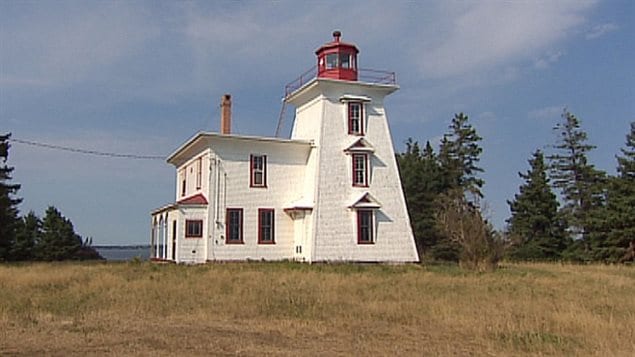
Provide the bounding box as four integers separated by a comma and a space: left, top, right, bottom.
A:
348, 102, 364, 135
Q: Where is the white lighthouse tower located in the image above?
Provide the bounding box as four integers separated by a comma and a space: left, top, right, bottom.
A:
285, 31, 419, 262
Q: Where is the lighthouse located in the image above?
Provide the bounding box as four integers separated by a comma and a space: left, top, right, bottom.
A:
151, 31, 418, 264
285, 31, 418, 262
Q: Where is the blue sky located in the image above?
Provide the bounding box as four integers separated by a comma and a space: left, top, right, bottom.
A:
1, 0, 633, 245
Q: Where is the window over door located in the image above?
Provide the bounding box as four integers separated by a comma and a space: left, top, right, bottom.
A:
226, 208, 243, 244
352, 153, 368, 187
250, 154, 267, 187
348, 102, 363, 135
258, 209, 275, 244
357, 210, 374, 244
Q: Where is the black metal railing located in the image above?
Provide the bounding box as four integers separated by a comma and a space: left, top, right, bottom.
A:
284, 66, 396, 97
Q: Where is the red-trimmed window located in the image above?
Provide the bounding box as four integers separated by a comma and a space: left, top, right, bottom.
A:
185, 220, 203, 238
357, 210, 374, 244
196, 158, 202, 189
258, 209, 275, 244
352, 153, 368, 187
348, 102, 363, 135
226, 208, 243, 244
250, 154, 267, 188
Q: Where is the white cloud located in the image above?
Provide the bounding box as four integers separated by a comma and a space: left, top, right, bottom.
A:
416, 1, 596, 79
534, 51, 565, 69
528, 105, 565, 120
1, 2, 159, 88
586, 23, 619, 39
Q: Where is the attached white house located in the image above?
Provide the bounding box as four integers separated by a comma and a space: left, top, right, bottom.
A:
150, 31, 418, 264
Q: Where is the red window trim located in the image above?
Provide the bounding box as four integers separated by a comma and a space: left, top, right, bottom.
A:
250, 154, 268, 188
185, 219, 203, 238
357, 210, 374, 244
258, 208, 275, 244
225, 208, 243, 244
348, 102, 364, 135
352, 153, 369, 187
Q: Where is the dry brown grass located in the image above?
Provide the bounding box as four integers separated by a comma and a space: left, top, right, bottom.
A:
1, 261, 634, 356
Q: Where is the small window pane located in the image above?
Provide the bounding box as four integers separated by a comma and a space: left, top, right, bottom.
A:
340, 53, 351, 69
326, 53, 338, 69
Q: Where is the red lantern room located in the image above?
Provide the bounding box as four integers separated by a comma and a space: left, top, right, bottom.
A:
316, 31, 359, 81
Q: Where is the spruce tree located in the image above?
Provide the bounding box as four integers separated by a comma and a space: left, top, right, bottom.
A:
397, 139, 445, 258
11, 211, 41, 261
507, 150, 568, 260
586, 122, 635, 262
36, 206, 82, 261
0, 133, 22, 261
438, 113, 484, 200
435, 113, 485, 261
548, 110, 605, 238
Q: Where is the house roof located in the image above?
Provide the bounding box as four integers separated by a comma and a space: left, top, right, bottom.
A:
167, 131, 314, 166
177, 193, 208, 205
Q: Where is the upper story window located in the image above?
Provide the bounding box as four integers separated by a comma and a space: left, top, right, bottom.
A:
250, 154, 267, 188
258, 209, 275, 244
226, 208, 243, 244
357, 210, 374, 244
196, 158, 202, 189
352, 153, 368, 187
185, 219, 203, 238
348, 102, 363, 135
180, 170, 186, 197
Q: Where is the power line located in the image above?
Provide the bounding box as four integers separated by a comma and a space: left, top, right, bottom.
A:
10, 138, 166, 160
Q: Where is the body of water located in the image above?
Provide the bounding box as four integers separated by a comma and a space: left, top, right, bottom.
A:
95, 246, 151, 261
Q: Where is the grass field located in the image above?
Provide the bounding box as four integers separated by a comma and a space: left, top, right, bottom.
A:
1, 261, 634, 356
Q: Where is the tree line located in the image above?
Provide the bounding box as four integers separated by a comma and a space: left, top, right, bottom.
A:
0, 133, 102, 261
397, 110, 635, 269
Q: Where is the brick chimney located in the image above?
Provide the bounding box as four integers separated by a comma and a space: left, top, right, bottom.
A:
220, 94, 232, 134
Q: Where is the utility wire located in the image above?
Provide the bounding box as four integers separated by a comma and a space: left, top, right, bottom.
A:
10, 138, 166, 160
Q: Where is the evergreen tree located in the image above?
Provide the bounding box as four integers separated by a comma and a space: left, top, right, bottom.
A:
0, 133, 22, 261
438, 113, 484, 200
585, 122, 635, 262
506, 150, 568, 260
397, 139, 445, 258
36, 206, 82, 261
548, 110, 605, 238
434, 113, 485, 261
11, 211, 41, 261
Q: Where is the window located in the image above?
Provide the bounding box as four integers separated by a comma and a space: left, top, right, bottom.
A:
357, 210, 374, 244
258, 209, 275, 244
185, 220, 203, 238
226, 208, 243, 244
326, 53, 338, 69
348, 102, 363, 135
250, 154, 267, 187
196, 158, 202, 189
352, 153, 368, 187
180, 170, 186, 196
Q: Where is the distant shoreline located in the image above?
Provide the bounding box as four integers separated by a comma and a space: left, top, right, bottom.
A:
93, 245, 151, 250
